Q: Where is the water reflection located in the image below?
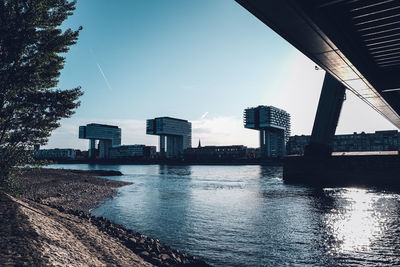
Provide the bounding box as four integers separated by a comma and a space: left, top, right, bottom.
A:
259, 165, 282, 179
50, 164, 400, 266
158, 165, 192, 176
87, 163, 121, 171
323, 188, 380, 254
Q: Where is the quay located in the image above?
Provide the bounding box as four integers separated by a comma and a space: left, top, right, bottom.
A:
284, 153, 400, 187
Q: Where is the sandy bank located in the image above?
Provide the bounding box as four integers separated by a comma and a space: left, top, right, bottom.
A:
16, 168, 129, 212
1, 168, 210, 266
0, 192, 153, 266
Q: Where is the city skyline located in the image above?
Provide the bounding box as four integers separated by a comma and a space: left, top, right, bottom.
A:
46, 0, 397, 150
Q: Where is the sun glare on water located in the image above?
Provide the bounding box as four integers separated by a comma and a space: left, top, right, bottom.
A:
324, 188, 382, 253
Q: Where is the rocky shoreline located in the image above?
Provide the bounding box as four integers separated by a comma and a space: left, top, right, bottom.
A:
46, 203, 208, 266
15, 168, 129, 212
2, 168, 210, 266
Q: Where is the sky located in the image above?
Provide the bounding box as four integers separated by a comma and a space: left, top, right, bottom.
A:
46, 0, 397, 150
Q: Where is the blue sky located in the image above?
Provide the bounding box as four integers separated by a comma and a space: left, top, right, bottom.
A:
47, 0, 396, 150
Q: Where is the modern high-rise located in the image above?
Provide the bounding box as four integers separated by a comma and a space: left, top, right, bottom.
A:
146, 117, 192, 158
79, 123, 121, 159
244, 105, 291, 158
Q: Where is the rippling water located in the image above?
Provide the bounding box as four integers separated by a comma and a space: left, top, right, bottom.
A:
50, 164, 400, 266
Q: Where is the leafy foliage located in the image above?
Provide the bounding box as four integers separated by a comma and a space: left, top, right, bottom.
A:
0, 0, 82, 192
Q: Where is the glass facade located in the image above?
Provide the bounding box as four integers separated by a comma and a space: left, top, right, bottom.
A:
244, 106, 291, 158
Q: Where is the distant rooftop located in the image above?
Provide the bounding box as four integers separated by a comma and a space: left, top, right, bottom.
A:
154, 117, 189, 123
186, 145, 247, 149
86, 123, 119, 129
245, 105, 290, 114
291, 130, 399, 137
332, 151, 399, 156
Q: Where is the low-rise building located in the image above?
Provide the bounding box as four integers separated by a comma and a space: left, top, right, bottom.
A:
286, 135, 310, 155
109, 145, 156, 159
34, 149, 76, 160
287, 130, 400, 155
184, 145, 249, 161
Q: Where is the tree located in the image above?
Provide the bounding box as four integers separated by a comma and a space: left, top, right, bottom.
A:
0, 0, 83, 192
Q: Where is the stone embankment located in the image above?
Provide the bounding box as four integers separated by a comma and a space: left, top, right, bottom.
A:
1, 168, 210, 266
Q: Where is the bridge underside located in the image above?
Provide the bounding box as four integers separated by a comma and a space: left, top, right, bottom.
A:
236, 0, 400, 128
236, 0, 400, 185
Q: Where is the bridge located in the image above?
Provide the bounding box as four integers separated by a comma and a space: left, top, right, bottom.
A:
236, 0, 400, 185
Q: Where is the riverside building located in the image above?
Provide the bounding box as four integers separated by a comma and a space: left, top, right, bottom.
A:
287, 130, 400, 155
184, 145, 249, 161
244, 105, 291, 158
146, 117, 192, 158
34, 148, 76, 160
109, 145, 156, 159
79, 123, 121, 159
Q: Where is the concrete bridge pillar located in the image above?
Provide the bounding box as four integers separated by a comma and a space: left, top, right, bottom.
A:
159, 135, 166, 157
259, 130, 265, 157
89, 139, 96, 159
305, 73, 346, 156
265, 131, 271, 157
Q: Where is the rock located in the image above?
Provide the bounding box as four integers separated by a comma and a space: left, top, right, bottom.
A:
127, 237, 137, 246
139, 251, 150, 257
160, 253, 170, 261
150, 257, 162, 265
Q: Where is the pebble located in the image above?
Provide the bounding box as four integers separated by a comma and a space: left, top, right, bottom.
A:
139, 251, 150, 257
160, 254, 170, 261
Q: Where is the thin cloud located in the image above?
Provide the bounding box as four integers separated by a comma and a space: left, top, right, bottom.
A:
192, 116, 258, 147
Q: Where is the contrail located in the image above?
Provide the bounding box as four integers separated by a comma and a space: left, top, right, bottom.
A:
200, 112, 209, 120
90, 48, 113, 91
96, 63, 113, 91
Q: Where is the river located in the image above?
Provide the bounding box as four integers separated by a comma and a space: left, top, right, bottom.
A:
48, 164, 400, 266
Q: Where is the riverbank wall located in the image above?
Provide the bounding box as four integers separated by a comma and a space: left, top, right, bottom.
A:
284, 154, 400, 188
